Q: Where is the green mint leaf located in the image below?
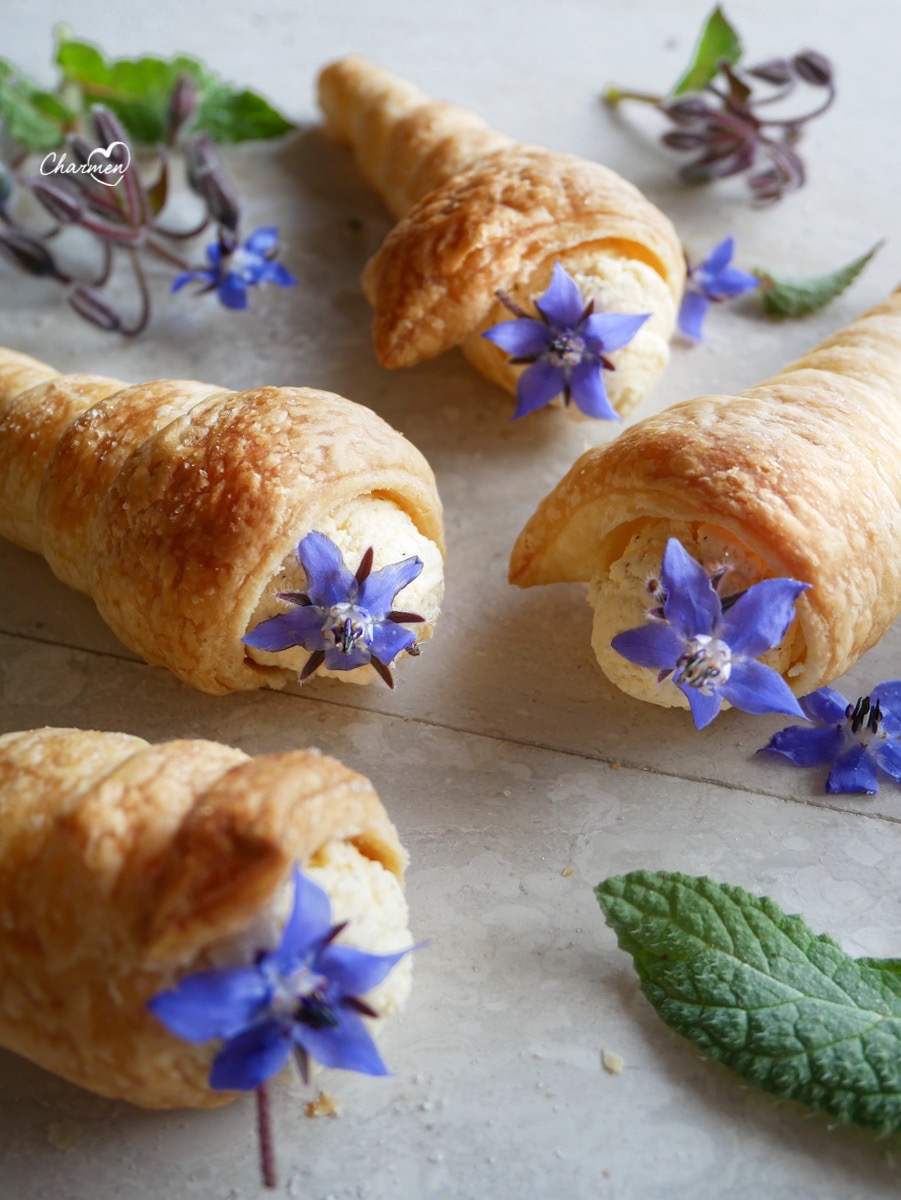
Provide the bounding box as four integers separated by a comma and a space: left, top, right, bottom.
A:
0, 59, 73, 152
194, 83, 293, 143
55, 37, 292, 144
754, 243, 883, 318
596, 870, 901, 1134
672, 6, 743, 96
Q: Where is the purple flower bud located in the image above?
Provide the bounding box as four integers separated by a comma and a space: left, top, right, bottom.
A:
661, 131, 708, 151
746, 57, 793, 86
65, 134, 94, 170
184, 134, 241, 231
167, 74, 198, 142
792, 50, 833, 86
0, 162, 12, 207
91, 107, 130, 167
0, 229, 64, 279
68, 285, 122, 332
30, 179, 84, 225
661, 96, 711, 124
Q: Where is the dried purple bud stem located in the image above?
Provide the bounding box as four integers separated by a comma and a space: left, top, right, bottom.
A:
30, 179, 84, 225
792, 50, 833, 87
0, 229, 67, 280
167, 74, 198, 144
67, 285, 122, 332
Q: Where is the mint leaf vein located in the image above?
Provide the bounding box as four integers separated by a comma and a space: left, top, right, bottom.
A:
597, 870, 901, 1132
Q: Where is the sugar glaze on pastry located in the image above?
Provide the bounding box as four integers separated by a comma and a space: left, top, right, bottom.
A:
318, 56, 685, 419
0, 728, 413, 1108
511, 288, 901, 703
0, 347, 444, 694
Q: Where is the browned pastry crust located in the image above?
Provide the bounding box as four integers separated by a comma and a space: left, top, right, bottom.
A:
318, 56, 685, 416
0, 347, 444, 694
509, 289, 901, 699
0, 727, 407, 1109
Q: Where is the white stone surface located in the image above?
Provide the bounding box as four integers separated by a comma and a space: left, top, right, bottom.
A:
1, 1, 900, 1197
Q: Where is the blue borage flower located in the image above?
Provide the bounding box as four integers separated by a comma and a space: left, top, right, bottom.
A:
761, 683, 901, 794
242, 531, 425, 688
611, 538, 810, 730
148, 866, 412, 1090
171, 226, 296, 311
678, 237, 760, 340
481, 262, 649, 420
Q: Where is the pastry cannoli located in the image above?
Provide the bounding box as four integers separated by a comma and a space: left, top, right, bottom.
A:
0, 727, 413, 1108
509, 289, 901, 705
0, 347, 444, 693
318, 57, 685, 418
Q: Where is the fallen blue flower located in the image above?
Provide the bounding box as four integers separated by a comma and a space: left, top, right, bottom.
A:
678, 236, 759, 340
611, 537, 809, 730
761, 682, 901, 794
243, 531, 424, 688
171, 226, 296, 311
482, 262, 648, 420
148, 866, 412, 1090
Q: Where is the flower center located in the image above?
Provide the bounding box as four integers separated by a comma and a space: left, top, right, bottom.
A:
675, 635, 732, 693
844, 695, 883, 742
545, 332, 586, 369
266, 961, 339, 1031
323, 602, 374, 655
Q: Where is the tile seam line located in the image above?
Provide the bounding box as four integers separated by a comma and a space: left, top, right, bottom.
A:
4, 629, 899, 827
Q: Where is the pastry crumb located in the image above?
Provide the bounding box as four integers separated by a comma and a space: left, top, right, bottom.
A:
305, 1090, 341, 1119
47, 1119, 81, 1150
602, 1049, 624, 1075
561, 866, 575, 878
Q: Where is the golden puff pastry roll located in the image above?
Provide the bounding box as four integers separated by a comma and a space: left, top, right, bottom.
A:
510, 288, 901, 705
0, 727, 414, 1109
0, 347, 444, 694
318, 56, 685, 419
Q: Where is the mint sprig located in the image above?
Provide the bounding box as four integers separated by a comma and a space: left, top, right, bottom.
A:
754, 242, 883, 318
596, 871, 901, 1134
56, 37, 293, 145
672, 6, 743, 96
0, 59, 76, 152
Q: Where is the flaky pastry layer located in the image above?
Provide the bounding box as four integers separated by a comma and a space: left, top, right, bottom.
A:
0, 347, 445, 694
318, 57, 684, 417
510, 289, 901, 700
0, 728, 410, 1109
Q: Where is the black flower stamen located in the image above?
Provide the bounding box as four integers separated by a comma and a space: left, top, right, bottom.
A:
297, 988, 339, 1030
847, 695, 883, 736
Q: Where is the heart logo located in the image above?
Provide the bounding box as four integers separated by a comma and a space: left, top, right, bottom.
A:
86, 141, 131, 187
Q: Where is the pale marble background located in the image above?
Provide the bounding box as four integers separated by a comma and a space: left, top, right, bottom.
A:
1, 1, 900, 1197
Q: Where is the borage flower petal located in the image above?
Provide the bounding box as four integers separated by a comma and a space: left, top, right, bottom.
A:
613, 537, 810, 730
536, 262, 586, 327
210, 1021, 292, 1091
243, 532, 425, 686
659, 538, 720, 640
720, 658, 806, 719
296, 530, 357, 609
610, 623, 684, 672
721, 577, 810, 658
679, 236, 759, 340
147, 966, 269, 1042
149, 866, 416, 1093
482, 262, 648, 421
760, 681, 901, 794
827, 743, 880, 795
171, 225, 296, 313
295, 1006, 389, 1077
